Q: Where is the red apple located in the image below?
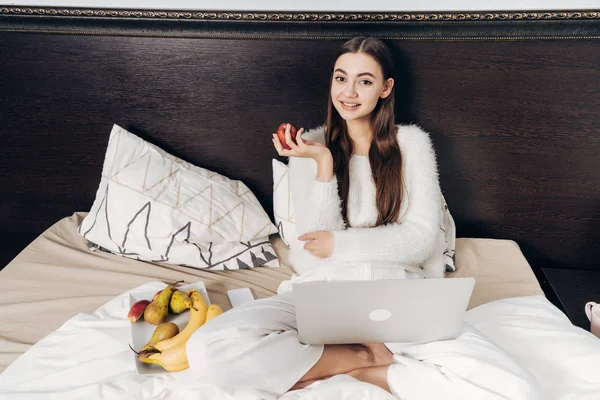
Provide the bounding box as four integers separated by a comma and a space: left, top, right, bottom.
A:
152, 290, 162, 302
127, 299, 151, 323
276, 123, 298, 150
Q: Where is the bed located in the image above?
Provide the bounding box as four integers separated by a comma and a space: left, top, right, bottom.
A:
1, 6, 600, 400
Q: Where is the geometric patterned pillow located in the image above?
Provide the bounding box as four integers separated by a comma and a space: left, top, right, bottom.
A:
79, 124, 280, 270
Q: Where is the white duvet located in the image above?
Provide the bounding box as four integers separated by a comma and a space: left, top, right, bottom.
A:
1, 282, 599, 400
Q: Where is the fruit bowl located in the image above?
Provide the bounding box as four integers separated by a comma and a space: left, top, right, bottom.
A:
129, 281, 209, 375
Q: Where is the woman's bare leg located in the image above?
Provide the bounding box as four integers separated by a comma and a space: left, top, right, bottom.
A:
347, 364, 393, 393
290, 343, 393, 390
289, 344, 370, 390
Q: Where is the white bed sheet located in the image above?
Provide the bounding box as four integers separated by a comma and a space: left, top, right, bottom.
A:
0, 282, 599, 400
0, 212, 545, 374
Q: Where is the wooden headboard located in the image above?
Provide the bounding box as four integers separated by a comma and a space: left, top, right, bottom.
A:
1, 8, 600, 282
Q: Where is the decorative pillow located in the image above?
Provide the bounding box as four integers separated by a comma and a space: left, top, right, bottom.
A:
272, 158, 456, 272
272, 158, 300, 249
79, 124, 279, 270
440, 194, 456, 272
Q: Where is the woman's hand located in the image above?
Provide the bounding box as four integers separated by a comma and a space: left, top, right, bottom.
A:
298, 231, 334, 258
272, 123, 331, 161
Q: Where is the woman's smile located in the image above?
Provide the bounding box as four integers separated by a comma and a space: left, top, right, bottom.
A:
340, 101, 361, 110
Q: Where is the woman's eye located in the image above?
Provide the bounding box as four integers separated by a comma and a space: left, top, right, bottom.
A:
333, 76, 371, 85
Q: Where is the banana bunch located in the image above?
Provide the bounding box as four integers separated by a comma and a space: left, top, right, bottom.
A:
133, 289, 223, 372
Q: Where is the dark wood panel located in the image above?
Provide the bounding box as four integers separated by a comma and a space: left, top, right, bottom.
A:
542, 268, 600, 330
401, 40, 600, 272
2, 9, 600, 39
0, 36, 334, 237
1, 25, 600, 273
0, 233, 37, 271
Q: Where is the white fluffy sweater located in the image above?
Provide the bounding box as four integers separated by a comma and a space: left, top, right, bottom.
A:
278, 124, 445, 293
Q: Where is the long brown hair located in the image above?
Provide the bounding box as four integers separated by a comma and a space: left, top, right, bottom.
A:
326, 37, 403, 227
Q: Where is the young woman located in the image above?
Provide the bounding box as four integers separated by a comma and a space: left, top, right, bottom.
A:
272, 37, 446, 294
186, 37, 541, 399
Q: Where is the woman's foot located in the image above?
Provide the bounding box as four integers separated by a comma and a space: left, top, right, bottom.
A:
361, 343, 394, 367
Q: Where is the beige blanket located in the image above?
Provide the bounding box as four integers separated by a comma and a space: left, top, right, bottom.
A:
0, 212, 543, 372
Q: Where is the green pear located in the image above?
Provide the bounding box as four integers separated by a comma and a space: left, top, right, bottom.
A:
169, 290, 192, 314
144, 284, 176, 325
140, 322, 180, 351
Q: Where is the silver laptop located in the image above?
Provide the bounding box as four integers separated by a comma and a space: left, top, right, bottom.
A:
293, 278, 475, 345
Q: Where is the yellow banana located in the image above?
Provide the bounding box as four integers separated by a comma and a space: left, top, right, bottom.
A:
139, 342, 189, 372
206, 304, 223, 322
161, 360, 189, 372
153, 290, 207, 352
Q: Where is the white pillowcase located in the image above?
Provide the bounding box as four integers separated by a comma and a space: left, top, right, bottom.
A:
272, 158, 301, 250
79, 125, 279, 270
272, 158, 456, 272
465, 295, 600, 399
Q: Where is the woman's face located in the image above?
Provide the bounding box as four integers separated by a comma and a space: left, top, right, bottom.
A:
330, 52, 393, 122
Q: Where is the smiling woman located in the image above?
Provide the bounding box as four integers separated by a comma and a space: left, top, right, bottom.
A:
326, 38, 402, 228
1, 6, 600, 398
184, 37, 542, 398
272, 37, 444, 282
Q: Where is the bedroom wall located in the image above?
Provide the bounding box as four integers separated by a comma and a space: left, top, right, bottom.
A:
4, 0, 598, 11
